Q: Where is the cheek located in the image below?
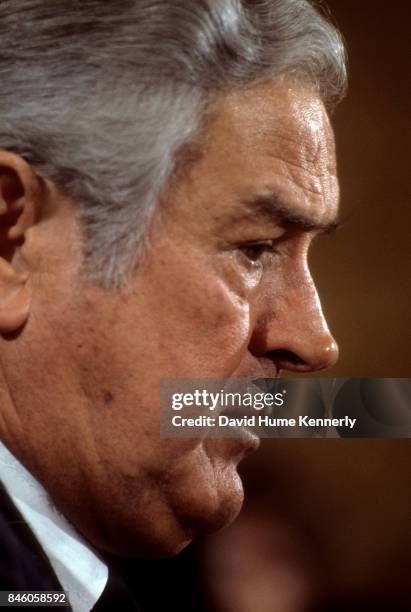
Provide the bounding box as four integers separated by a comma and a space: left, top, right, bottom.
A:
173, 277, 252, 375
136, 259, 253, 377
200, 276, 250, 338
218, 306, 251, 373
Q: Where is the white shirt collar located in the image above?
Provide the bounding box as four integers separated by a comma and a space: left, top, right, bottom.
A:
0, 441, 108, 612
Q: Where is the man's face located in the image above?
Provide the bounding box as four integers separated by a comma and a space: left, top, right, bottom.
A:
12, 81, 339, 556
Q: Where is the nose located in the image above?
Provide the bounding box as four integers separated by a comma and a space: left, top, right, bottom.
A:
249, 276, 339, 374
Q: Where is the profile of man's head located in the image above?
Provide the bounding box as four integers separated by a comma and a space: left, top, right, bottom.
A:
0, 1, 346, 558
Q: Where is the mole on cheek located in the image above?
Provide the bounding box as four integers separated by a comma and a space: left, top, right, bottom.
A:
103, 390, 114, 405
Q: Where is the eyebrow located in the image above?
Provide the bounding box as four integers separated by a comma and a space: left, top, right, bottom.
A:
240, 192, 341, 234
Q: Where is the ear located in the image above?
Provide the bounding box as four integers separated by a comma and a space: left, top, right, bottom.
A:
0, 150, 43, 333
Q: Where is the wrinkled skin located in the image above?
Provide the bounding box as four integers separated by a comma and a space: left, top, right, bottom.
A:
0, 81, 339, 556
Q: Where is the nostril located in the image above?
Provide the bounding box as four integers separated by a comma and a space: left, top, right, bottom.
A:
265, 349, 309, 371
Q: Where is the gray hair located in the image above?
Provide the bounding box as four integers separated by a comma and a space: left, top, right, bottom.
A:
0, 0, 347, 287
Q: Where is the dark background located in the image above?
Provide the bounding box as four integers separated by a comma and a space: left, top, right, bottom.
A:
311, 0, 410, 378
116, 2, 411, 610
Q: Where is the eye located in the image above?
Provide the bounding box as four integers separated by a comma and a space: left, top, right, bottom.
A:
240, 240, 277, 263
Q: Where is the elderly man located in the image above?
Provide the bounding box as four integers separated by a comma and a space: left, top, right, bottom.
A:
0, 0, 346, 609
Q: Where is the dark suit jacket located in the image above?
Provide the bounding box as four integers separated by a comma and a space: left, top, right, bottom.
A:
0, 482, 140, 610
0, 481, 65, 593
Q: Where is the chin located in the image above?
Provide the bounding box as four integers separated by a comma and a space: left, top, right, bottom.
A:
92, 456, 245, 559
145, 467, 245, 559
165, 452, 246, 538
76, 441, 248, 558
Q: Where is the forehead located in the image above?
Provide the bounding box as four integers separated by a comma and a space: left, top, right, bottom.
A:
183, 80, 339, 227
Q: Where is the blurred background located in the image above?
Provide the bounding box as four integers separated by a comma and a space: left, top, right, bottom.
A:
311, 0, 410, 379
114, 1, 411, 610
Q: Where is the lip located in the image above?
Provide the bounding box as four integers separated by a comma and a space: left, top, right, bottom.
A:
223, 430, 260, 462
213, 378, 277, 452
217, 413, 261, 457
239, 428, 260, 455
218, 380, 276, 422
204, 413, 260, 461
